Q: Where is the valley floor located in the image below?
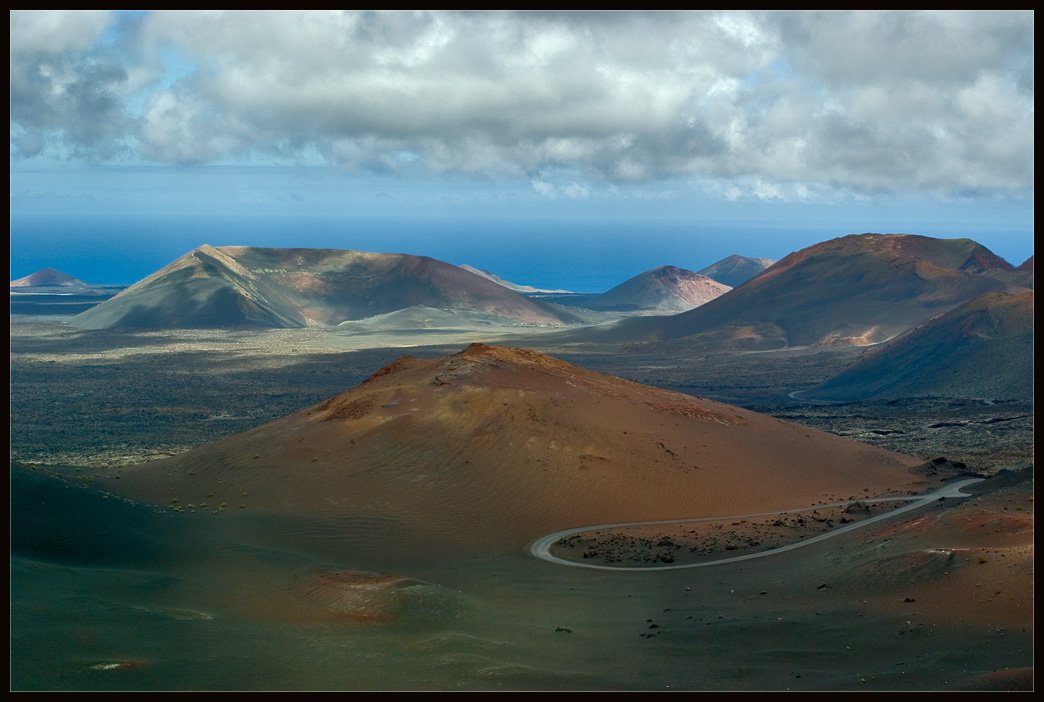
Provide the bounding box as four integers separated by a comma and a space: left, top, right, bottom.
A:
11, 317, 1033, 474
9, 316, 1034, 691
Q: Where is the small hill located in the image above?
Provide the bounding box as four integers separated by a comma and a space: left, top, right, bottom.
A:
982, 254, 1034, 289
1011, 256, 1033, 288
70, 246, 580, 330
582, 266, 731, 312
697, 255, 775, 288
10, 267, 88, 288
539, 266, 731, 314
106, 344, 925, 557
805, 291, 1033, 401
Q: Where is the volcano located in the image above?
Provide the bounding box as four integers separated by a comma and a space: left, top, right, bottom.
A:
582, 266, 731, 312
70, 246, 581, 329
106, 344, 926, 556
574, 234, 1028, 352
10, 268, 88, 288
696, 255, 775, 288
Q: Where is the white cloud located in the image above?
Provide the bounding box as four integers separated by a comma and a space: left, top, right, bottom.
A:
9, 10, 112, 55
530, 178, 555, 197
9, 9, 1035, 198
562, 182, 590, 200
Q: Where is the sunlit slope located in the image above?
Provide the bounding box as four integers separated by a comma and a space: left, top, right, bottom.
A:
71, 246, 579, 329
11, 267, 88, 288
588, 266, 731, 312
696, 254, 775, 288
109, 344, 925, 555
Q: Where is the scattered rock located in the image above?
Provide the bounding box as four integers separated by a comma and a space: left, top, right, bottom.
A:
88, 659, 149, 671
914, 456, 969, 476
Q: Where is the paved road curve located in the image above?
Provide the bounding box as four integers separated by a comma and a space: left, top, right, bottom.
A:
528, 478, 985, 572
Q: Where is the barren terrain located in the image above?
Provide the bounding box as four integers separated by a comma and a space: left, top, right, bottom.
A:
9, 316, 1033, 691
550, 499, 909, 568
11, 318, 1033, 474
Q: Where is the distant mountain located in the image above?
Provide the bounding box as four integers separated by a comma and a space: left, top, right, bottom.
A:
10, 268, 88, 288
106, 343, 922, 555
71, 246, 582, 330
696, 255, 775, 288
11, 268, 125, 316
536, 266, 731, 314
805, 291, 1033, 401
566, 233, 1029, 351
458, 265, 572, 294
1016, 256, 1034, 288
583, 265, 731, 312
1010, 255, 1033, 288
980, 254, 1034, 289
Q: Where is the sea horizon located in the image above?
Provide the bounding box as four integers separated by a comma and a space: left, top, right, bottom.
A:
9, 214, 1034, 293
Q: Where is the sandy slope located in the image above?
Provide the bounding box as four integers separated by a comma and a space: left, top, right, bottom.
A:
807, 291, 1034, 401
854, 478, 1033, 630
108, 343, 928, 556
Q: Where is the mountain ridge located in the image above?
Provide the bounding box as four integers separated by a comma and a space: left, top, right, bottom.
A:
805, 290, 1034, 401
567, 233, 1029, 352
71, 246, 581, 330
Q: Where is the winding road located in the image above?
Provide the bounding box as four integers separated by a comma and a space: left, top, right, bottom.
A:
529, 477, 985, 572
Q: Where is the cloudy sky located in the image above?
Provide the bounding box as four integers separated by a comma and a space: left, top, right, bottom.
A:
9, 10, 1035, 281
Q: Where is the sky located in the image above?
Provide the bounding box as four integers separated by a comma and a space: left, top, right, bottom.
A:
9, 10, 1035, 286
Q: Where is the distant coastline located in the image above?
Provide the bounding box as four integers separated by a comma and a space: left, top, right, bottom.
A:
12, 214, 1031, 295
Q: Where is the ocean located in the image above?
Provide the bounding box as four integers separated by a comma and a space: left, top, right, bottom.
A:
10, 214, 861, 293
11, 214, 1034, 293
